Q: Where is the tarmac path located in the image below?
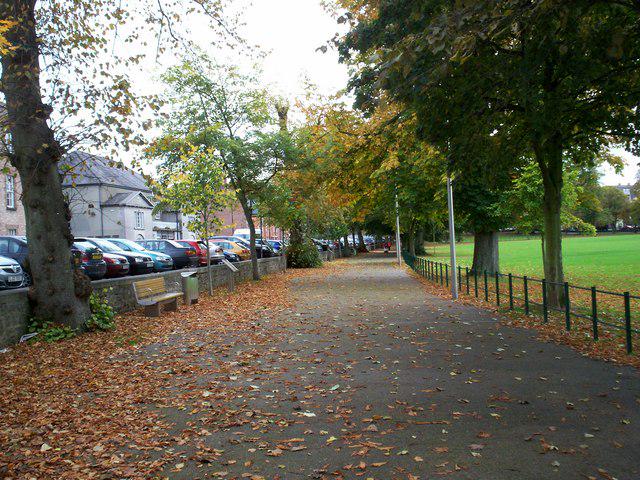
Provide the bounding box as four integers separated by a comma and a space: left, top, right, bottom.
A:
159, 254, 640, 480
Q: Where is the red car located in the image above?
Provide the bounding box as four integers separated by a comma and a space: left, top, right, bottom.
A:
102, 252, 130, 278
178, 240, 224, 266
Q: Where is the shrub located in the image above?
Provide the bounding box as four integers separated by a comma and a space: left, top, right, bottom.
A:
27, 318, 76, 343
86, 291, 116, 331
286, 240, 322, 268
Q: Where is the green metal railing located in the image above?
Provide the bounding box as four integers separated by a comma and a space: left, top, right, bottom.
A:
403, 253, 639, 354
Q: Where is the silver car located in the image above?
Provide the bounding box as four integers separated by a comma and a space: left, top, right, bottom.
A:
0, 255, 25, 289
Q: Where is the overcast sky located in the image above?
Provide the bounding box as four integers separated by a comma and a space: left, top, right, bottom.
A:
122, 0, 640, 185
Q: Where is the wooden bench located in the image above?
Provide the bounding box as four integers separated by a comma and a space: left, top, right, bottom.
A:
133, 277, 182, 317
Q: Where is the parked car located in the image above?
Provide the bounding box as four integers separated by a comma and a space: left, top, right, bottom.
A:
108, 238, 173, 272
211, 239, 251, 260
0, 255, 24, 289
137, 239, 199, 269
211, 235, 273, 259
266, 239, 285, 253
256, 239, 278, 257
76, 238, 154, 275
101, 252, 130, 278
177, 240, 225, 266
72, 241, 107, 280
0, 235, 82, 286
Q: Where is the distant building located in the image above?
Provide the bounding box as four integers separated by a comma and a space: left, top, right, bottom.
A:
3, 149, 282, 241
60, 151, 156, 240
215, 200, 282, 239
614, 184, 637, 201
0, 166, 26, 236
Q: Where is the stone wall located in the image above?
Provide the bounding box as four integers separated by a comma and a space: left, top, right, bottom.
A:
0, 256, 286, 348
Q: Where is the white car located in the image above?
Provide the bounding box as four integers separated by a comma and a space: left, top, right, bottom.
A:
0, 255, 25, 289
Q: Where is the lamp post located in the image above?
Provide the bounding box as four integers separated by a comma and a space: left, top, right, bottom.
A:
446, 174, 458, 299
395, 191, 402, 265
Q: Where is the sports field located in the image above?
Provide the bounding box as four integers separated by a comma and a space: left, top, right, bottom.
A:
425, 233, 640, 294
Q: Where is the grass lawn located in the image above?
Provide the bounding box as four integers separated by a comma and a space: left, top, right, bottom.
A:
424, 233, 640, 294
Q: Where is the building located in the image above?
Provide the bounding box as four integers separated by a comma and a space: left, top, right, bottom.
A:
60, 151, 156, 240
215, 201, 283, 239
614, 184, 637, 201
2, 149, 282, 241
0, 166, 26, 236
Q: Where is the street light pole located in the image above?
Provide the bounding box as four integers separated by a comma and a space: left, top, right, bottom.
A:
446, 174, 458, 299
395, 191, 402, 265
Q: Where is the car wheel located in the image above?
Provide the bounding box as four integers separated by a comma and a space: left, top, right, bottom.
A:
22, 271, 32, 287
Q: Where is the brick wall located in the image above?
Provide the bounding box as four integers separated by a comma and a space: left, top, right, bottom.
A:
0, 256, 286, 348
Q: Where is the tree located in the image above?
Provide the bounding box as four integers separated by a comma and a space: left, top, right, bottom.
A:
156, 57, 294, 280
504, 162, 596, 261
0, 1, 236, 327
148, 143, 232, 295
338, 0, 640, 306
598, 186, 630, 230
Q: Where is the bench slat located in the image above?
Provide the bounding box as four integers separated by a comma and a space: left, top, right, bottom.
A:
137, 292, 182, 306
134, 278, 167, 299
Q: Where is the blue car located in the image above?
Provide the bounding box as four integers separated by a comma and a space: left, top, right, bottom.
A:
267, 239, 285, 252
108, 238, 174, 272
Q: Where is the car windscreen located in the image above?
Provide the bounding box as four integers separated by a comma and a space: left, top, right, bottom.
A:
114, 239, 146, 252
91, 239, 123, 253
74, 241, 100, 252
166, 240, 185, 248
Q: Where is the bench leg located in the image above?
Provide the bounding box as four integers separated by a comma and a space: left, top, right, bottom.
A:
144, 303, 161, 317
166, 298, 178, 312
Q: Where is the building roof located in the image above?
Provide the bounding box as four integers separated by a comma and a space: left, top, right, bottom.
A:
60, 151, 152, 192
101, 191, 155, 208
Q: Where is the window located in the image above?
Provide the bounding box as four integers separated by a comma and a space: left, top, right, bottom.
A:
8, 228, 17, 235
134, 211, 144, 230
6, 175, 15, 209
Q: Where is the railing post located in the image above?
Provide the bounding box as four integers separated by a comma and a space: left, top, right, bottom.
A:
474, 269, 478, 298
508, 273, 514, 310
483, 270, 489, 301
624, 292, 632, 354
591, 286, 598, 341
465, 267, 470, 295
564, 282, 571, 331
440, 263, 444, 286
458, 266, 462, 292
524, 276, 529, 315
495, 273, 500, 306
445, 264, 449, 288
542, 279, 548, 323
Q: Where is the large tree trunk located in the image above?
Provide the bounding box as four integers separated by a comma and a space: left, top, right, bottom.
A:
356, 227, 368, 253
415, 227, 425, 255
342, 235, 352, 257
407, 229, 416, 257
471, 231, 499, 274
535, 136, 565, 307
1, 1, 91, 328
238, 195, 260, 280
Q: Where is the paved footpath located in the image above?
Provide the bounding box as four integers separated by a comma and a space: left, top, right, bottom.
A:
161, 254, 640, 480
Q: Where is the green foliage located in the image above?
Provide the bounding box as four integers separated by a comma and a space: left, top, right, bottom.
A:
86, 292, 116, 332
150, 143, 232, 239
28, 319, 76, 343
597, 186, 631, 230
286, 240, 322, 269
503, 162, 596, 236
